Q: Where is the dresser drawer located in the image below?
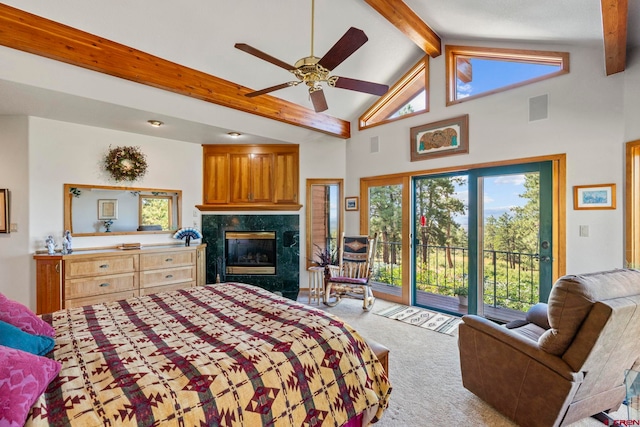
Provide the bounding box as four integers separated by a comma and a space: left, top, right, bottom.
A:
65, 255, 136, 278
140, 266, 195, 288
139, 281, 195, 296
65, 290, 138, 309
140, 251, 195, 270
65, 272, 137, 299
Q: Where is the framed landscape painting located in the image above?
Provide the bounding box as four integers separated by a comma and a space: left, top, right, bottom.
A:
573, 184, 616, 210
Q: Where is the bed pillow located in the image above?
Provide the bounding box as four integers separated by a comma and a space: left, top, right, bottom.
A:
0, 320, 55, 356
0, 293, 55, 337
0, 345, 61, 427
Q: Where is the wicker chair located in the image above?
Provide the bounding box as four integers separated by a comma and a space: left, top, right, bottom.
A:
324, 232, 378, 311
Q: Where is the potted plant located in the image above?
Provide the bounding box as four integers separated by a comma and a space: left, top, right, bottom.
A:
454, 286, 468, 306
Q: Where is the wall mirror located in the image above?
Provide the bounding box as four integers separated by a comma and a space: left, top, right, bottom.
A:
64, 183, 182, 237
306, 179, 343, 269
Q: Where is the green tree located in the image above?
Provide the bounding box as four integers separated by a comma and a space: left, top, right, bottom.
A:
415, 177, 466, 267
369, 185, 402, 265
141, 198, 170, 229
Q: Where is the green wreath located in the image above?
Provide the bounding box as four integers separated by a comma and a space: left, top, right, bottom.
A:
104, 145, 148, 182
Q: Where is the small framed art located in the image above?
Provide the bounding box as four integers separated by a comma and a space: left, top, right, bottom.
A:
410, 114, 469, 162
0, 189, 9, 234
345, 197, 359, 211
573, 184, 616, 210
98, 199, 119, 220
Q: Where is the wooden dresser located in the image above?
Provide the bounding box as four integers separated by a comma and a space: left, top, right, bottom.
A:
34, 244, 206, 314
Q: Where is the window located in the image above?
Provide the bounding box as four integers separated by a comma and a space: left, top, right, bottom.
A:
626, 140, 640, 267
359, 56, 429, 130
446, 45, 569, 106
139, 195, 173, 230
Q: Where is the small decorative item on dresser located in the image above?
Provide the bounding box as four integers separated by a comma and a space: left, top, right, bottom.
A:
103, 219, 114, 232
45, 235, 56, 255
62, 230, 72, 254
173, 227, 203, 247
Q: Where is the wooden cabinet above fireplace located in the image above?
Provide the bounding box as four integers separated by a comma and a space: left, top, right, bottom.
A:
198, 144, 302, 211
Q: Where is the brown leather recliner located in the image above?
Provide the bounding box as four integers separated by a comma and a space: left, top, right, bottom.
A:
458, 269, 640, 427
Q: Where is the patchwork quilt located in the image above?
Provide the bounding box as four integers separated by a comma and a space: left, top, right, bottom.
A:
27, 283, 391, 426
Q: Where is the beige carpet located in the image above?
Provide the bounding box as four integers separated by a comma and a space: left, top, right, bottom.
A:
300, 292, 629, 426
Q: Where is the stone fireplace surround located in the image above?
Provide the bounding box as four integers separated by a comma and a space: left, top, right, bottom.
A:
201, 214, 300, 300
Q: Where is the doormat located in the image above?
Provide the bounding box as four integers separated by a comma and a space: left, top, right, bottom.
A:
374, 304, 463, 336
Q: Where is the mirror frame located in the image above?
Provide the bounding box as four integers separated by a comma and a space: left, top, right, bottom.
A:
64, 183, 182, 237
305, 178, 344, 269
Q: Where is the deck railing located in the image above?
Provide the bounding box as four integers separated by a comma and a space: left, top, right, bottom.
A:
371, 241, 540, 311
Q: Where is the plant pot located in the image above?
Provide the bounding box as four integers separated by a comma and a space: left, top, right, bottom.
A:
458, 295, 468, 306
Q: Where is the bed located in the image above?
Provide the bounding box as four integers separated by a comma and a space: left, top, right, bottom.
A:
25, 282, 392, 426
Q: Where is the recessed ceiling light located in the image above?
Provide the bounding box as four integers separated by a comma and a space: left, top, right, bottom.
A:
228, 132, 241, 137
147, 120, 164, 127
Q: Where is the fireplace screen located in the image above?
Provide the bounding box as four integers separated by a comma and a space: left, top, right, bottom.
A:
225, 231, 276, 275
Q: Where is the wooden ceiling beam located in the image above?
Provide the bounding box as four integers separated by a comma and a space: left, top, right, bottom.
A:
364, 0, 441, 57
600, 0, 628, 75
0, 4, 350, 139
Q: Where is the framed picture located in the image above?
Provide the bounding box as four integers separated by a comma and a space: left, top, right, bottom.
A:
345, 196, 359, 211
573, 184, 616, 210
0, 189, 9, 234
98, 199, 119, 220
410, 114, 469, 162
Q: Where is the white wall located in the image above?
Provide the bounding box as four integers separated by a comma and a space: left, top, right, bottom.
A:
0, 116, 30, 304
346, 43, 628, 275
3, 40, 639, 307
28, 117, 203, 252
0, 115, 344, 308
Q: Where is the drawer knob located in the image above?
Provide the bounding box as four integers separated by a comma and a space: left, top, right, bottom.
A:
99, 283, 110, 287
165, 274, 173, 279
165, 258, 173, 262
99, 264, 109, 269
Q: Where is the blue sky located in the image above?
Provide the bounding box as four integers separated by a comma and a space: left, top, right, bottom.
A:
457, 59, 560, 99
452, 173, 529, 229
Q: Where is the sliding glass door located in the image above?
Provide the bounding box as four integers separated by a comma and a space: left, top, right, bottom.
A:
363, 176, 410, 305
412, 161, 554, 322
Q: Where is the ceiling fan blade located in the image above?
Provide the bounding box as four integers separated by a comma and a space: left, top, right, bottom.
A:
332, 76, 389, 96
245, 82, 299, 97
310, 89, 328, 112
234, 43, 295, 71
317, 27, 368, 71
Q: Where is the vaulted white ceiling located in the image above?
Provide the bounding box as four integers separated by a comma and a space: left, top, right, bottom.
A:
0, 0, 637, 144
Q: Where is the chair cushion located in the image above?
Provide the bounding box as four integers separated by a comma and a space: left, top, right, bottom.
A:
329, 276, 369, 285
539, 269, 640, 355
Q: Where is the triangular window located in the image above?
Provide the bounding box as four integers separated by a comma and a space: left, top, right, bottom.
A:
446, 46, 569, 106
359, 56, 429, 130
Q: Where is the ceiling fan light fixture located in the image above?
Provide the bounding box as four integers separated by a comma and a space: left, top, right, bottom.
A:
234, 0, 388, 113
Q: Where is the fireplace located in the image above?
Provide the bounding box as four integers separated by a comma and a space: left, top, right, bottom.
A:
225, 231, 277, 275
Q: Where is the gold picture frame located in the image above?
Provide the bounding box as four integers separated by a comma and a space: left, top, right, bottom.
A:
345, 196, 359, 211
410, 114, 469, 161
0, 189, 9, 234
98, 199, 119, 220
573, 184, 616, 210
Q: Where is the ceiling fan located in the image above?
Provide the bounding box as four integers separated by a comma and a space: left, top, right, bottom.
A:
234, 0, 389, 113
